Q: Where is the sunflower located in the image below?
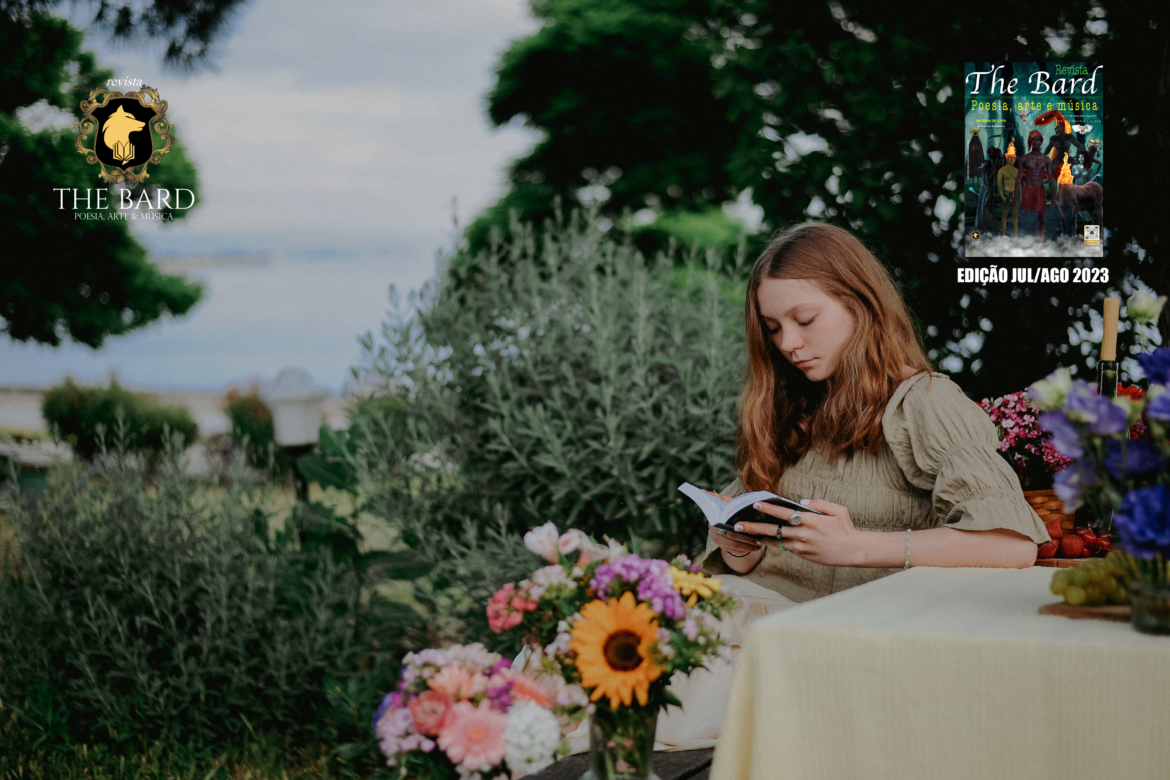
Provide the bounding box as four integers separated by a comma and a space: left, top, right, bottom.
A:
670, 567, 721, 607
570, 592, 662, 709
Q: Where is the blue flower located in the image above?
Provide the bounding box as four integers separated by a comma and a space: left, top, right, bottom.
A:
1039, 410, 1083, 458
1104, 438, 1165, 480
1053, 458, 1100, 512
1064, 382, 1128, 434
1113, 485, 1170, 558
1147, 393, 1170, 422
1137, 348, 1170, 385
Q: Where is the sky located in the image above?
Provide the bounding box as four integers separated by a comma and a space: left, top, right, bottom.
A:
0, 0, 541, 392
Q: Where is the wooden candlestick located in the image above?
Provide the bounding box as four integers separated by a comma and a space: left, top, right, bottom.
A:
1098, 297, 1120, 398
1101, 297, 1120, 362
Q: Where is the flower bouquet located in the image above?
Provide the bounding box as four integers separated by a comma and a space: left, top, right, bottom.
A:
489, 523, 739, 779
979, 391, 1073, 490
374, 644, 575, 778
1029, 353, 1170, 633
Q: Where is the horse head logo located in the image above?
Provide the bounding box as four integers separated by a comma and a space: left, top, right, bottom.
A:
102, 105, 146, 165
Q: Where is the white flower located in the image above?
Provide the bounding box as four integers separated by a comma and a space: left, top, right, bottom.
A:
1025, 367, 1073, 411
1127, 290, 1168, 324
544, 631, 573, 658
525, 523, 561, 563
556, 529, 590, 556
575, 539, 610, 566
504, 700, 561, 777
528, 565, 576, 600
602, 537, 627, 563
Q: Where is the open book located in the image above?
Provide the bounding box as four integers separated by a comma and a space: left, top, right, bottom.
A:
678, 482, 823, 537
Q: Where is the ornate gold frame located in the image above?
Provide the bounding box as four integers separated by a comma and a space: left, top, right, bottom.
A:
74, 85, 174, 185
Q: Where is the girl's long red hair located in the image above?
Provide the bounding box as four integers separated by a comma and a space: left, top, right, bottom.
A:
738, 222, 931, 492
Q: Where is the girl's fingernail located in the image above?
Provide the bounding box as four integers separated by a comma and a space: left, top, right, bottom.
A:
753, 502, 763, 510
800, 498, 811, 506
734, 524, 744, 532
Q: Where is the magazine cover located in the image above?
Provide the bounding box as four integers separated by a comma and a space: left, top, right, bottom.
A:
964, 61, 1104, 257
4, 5, 1169, 778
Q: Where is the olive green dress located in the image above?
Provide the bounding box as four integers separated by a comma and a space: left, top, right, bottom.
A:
699, 372, 1050, 603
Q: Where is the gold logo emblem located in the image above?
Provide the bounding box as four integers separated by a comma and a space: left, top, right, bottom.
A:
74, 85, 173, 184
971, 230, 980, 240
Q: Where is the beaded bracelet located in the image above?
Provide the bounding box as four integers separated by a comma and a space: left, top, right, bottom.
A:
904, 528, 912, 570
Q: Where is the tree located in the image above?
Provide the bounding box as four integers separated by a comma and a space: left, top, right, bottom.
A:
467, 0, 741, 254
3, 0, 250, 69
0, 11, 207, 347
473, 1, 1170, 399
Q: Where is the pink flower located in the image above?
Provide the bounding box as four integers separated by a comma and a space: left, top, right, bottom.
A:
502, 671, 556, 709
409, 690, 451, 736
487, 582, 536, 634
428, 666, 482, 700
438, 702, 509, 770
557, 528, 589, 556
524, 523, 560, 562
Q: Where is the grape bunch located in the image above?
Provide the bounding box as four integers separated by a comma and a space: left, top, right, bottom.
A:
1049, 551, 1131, 607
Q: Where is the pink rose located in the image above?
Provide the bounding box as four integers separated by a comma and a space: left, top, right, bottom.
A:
409, 690, 451, 736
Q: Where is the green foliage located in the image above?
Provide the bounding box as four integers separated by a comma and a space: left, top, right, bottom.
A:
0, 11, 204, 347
4, 0, 250, 70
40, 377, 197, 460
630, 206, 754, 254
0, 440, 417, 766
466, 0, 739, 253
352, 209, 746, 557
472, 0, 1170, 399
223, 392, 294, 477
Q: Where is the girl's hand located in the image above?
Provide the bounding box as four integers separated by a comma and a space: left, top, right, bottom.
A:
708, 525, 763, 559
704, 490, 765, 563
732, 498, 865, 567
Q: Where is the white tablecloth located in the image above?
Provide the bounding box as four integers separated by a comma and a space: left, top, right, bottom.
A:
711, 566, 1170, 780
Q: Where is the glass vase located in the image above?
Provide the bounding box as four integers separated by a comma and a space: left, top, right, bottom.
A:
1130, 580, 1170, 635
580, 706, 660, 780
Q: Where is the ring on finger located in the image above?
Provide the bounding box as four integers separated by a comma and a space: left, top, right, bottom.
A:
789, 512, 803, 526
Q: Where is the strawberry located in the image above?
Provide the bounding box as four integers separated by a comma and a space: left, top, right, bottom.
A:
1037, 539, 1060, 558
1044, 520, 1063, 539
1060, 535, 1086, 558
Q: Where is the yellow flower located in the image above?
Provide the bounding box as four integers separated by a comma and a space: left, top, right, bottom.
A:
570, 592, 662, 708
670, 567, 721, 607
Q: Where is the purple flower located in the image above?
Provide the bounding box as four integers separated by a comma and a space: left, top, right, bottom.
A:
1039, 410, 1083, 458
1113, 485, 1170, 558
1052, 459, 1100, 512
1064, 382, 1128, 434
486, 682, 513, 711
1147, 393, 1170, 422
1104, 438, 1165, 480
1138, 348, 1170, 385
373, 691, 399, 731
591, 555, 687, 620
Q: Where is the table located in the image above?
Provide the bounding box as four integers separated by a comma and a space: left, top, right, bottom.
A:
711, 567, 1170, 780
529, 749, 713, 780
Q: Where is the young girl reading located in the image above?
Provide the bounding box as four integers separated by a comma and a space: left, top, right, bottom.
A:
699, 221, 1048, 601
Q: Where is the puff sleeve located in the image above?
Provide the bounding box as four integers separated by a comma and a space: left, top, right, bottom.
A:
882, 373, 1050, 544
